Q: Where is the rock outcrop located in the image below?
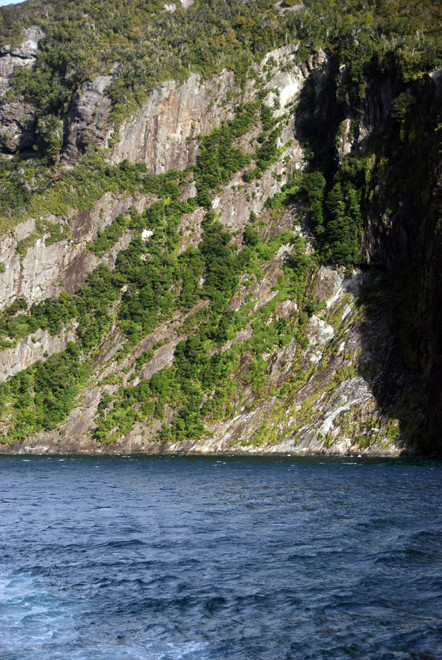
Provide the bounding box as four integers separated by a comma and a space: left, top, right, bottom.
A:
0, 192, 150, 311
0, 25, 43, 96
109, 71, 238, 172
109, 46, 318, 174
61, 76, 113, 167
0, 32, 438, 456
0, 45, 313, 311
0, 325, 76, 381
0, 25, 43, 153
0, 264, 403, 456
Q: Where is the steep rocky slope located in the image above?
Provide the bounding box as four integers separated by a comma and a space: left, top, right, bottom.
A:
0, 25, 43, 154
0, 1, 440, 456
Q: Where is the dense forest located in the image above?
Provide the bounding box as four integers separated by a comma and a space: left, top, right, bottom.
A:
0, 0, 440, 453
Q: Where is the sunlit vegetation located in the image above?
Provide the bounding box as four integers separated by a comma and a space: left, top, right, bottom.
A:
0, 0, 438, 164
0, 0, 440, 445
0, 125, 314, 443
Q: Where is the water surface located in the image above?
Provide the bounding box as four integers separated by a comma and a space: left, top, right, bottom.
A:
0, 455, 441, 659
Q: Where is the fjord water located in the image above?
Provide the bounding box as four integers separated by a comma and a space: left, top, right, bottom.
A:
0, 456, 440, 660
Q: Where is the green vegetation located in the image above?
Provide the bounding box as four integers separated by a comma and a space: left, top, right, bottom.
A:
195, 101, 258, 199
0, 114, 314, 445
1, 0, 438, 129
322, 156, 371, 265
0, 342, 89, 443
0, 0, 440, 449
92, 220, 313, 445
0, 0, 438, 221
0, 155, 177, 236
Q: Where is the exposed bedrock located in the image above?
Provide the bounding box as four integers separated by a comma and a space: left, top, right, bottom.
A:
61, 76, 113, 167
109, 46, 324, 173
0, 192, 150, 311
0, 25, 43, 153
0, 266, 405, 456
0, 39, 438, 455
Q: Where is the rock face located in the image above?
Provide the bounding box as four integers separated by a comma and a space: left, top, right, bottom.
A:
360, 73, 441, 269
110, 46, 317, 173
0, 99, 35, 153
0, 326, 76, 381
0, 44, 311, 310
202, 271, 391, 455
165, 0, 194, 9
0, 264, 404, 456
0, 36, 317, 167
0, 41, 438, 456
0, 25, 43, 153
0, 192, 150, 311
109, 71, 237, 172
0, 24, 112, 161
0, 26, 43, 95
61, 76, 113, 167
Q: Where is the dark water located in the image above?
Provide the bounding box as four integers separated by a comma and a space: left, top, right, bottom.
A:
0, 455, 441, 660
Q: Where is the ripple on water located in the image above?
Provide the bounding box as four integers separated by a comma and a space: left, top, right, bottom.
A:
0, 455, 441, 659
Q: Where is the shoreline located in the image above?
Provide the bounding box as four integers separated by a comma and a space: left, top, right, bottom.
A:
0, 444, 427, 459
1, 430, 438, 458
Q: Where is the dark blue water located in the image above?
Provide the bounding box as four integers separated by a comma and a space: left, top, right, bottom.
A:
0, 455, 441, 659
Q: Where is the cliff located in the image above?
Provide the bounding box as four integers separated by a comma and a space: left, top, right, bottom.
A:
0, 0, 440, 456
